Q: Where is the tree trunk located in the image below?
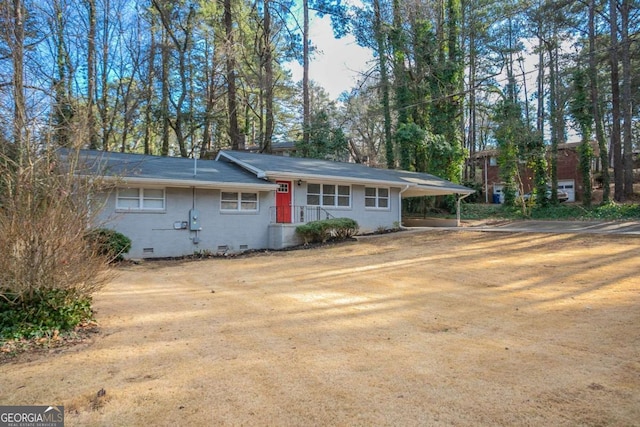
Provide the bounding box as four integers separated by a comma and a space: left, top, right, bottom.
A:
201, 38, 216, 154
160, 27, 170, 156
446, 0, 463, 147
610, 0, 623, 201
302, 0, 310, 150
262, 0, 274, 153
87, 0, 97, 149
373, 0, 394, 169
466, 29, 476, 181
391, 0, 409, 126
143, 27, 156, 155
620, 0, 633, 197
100, 0, 111, 151
536, 24, 544, 136
53, 0, 72, 147
224, 0, 242, 150
589, 0, 610, 202
547, 40, 559, 203
11, 0, 26, 160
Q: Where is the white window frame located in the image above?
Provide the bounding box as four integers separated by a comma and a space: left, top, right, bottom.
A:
365, 187, 390, 210
116, 187, 165, 212
277, 182, 289, 193
220, 191, 259, 212
307, 183, 351, 208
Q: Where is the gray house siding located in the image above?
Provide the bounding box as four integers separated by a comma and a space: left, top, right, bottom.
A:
210, 190, 273, 253
98, 186, 274, 259
290, 180, 401, 232
350, 185, 401, 232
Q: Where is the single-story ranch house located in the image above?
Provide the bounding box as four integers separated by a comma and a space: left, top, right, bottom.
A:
79, 149, 474, 259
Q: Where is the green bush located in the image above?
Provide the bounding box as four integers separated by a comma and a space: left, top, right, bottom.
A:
329, 218, 359, 239
0, 289, 93, 340
454, 200, 640, 221
296, 218, 359, 244
590, 202, 640, 220
85, 228, 132, 261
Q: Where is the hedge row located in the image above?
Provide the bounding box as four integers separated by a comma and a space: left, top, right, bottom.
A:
296, 218, 359, 244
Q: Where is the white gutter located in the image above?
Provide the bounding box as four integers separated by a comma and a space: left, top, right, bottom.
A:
266, 171, 405, 187
99, 175, 279, 191
269, 172, 474, 196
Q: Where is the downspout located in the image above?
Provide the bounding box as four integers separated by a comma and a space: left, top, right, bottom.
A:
399, 185, 410, 227
456, 193, 472, 227
192, 187, 200, 244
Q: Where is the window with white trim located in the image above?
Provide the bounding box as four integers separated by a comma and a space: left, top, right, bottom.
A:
365, 187, 389, 209
277, 182, 289, 193
307, 183, 350, 207
221, 192, 258, 211
116, 188, 165, 211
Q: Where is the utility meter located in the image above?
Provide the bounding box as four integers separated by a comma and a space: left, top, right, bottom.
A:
189, 209, 201, 231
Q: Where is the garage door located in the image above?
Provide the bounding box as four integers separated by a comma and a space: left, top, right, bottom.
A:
558, 180, 576, 202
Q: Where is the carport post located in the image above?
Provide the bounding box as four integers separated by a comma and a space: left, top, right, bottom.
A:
456, 193, 472, 227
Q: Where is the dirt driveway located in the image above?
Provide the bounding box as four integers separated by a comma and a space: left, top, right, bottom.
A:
1, 230, 639, 426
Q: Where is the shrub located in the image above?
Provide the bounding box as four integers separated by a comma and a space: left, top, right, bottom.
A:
329, 218, 359, 239
296, 218, 359, 244
86, 228, 132, 261
296, 220, 331, 244
0, 147, 115, 341
0, 289, 93, 340
590, 201, 640, 220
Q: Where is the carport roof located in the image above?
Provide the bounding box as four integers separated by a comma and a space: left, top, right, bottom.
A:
217, 150, 474, 197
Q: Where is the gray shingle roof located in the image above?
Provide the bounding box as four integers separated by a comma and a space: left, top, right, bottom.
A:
73, 150, 277, 189
66, 149, 473, 196
217, 150, 474, 197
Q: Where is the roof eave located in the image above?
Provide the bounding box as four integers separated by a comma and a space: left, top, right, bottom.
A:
264, 171, 407, 187
99, 175, 278, 191
401, 187, 476, 198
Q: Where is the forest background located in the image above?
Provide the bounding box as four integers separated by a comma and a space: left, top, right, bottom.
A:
2, 0, 639, 205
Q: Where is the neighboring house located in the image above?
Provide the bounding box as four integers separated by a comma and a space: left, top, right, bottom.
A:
471, 142, 599, 203
81, 149, 473, 259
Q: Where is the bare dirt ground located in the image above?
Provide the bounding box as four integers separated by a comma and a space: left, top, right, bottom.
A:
1, 230, 639, 426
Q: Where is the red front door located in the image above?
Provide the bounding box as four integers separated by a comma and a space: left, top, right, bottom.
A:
275, 180, 292, 223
